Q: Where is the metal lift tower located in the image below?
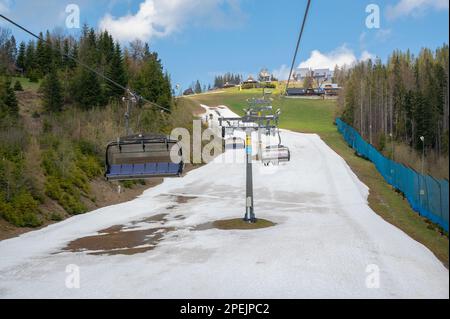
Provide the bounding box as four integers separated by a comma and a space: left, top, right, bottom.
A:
219, 99, 281, 223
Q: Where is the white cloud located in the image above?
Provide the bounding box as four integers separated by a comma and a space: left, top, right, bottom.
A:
0, 0, 11, 14
99, 0, 244, 42
386, 0, 449, 20
360, 50, 376, 62
298, 45, 373, 70
272, 46, 376, 80
272, 64, 290, 81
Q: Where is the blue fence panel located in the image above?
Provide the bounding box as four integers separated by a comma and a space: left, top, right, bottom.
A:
336, 118, 449, 232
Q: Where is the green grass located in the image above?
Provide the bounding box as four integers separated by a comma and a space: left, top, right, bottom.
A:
187, 89, 336, 133
11, 76, 41, 92
187, 89, 449, 267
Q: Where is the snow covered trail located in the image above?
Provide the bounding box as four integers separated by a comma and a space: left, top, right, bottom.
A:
0, 105, 448, 299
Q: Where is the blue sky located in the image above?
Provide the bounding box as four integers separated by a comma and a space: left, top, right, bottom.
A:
1, 0, 449, 90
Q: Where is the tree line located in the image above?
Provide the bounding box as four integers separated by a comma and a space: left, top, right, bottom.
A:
213, 73, 242, 88
336, 45, 449, 159
2, 24, 173, 112
0, 24, 177, 228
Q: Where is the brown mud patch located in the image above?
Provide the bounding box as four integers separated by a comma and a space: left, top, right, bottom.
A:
160, 194, 198, 204
64, 226, 175, 256
193, 218, 276, 231
133, 213, 168, 224
175, 195, 197, 204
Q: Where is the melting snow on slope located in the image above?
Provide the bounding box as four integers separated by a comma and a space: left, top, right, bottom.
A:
0, 105, 448, 299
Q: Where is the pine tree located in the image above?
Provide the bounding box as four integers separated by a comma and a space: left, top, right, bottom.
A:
13, 80, 23, 91
0, 79, 19, 117
194, 80, 202, 94
24, 41, 36, 76
106, 43, 126, 99
41, 67, 63, 113
52, 38, 62, 69
9, 35, 17, 63
16, 42, 26, 72
35, 32, 46, 77
71, 66, 103, 110
62, 39, 70, 69
132, 52, 172, 110
68, 42, 78, 70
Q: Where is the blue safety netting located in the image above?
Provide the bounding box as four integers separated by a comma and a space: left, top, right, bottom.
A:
336, 118, 449, 232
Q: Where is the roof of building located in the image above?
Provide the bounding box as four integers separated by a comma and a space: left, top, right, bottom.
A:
244, 75, 258, 83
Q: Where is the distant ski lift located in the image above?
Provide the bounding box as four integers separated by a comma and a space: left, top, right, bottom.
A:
225, 137, 245, 150
105, 134, 184, 181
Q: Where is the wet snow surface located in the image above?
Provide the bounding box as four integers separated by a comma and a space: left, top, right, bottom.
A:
0, 105, 448, 299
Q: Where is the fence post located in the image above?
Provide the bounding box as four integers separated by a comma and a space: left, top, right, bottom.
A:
431, 176, 443, 223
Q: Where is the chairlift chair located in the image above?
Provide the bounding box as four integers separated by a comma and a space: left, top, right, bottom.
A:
225, 137, 245, 150
262, 145, 291, 166
261, 129, 291, 166
105, 134, 184, 181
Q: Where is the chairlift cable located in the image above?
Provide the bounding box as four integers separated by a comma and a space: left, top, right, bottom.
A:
285, 0, 312, 94
0, 14, 171, 113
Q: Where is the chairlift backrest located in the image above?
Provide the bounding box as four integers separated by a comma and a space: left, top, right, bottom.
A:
105, 135, 184, 181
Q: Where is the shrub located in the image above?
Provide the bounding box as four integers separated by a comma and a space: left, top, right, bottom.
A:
42, 119, 53, 133
41, 138, 100, 216
13, 80, 23, 91
1, 192, 42, 227
260, 82, 276, 89
50, 212, 64, 221
121, 180, 136, 189
44, 176, 87, 215
378, 134, 386, 152
242, 83, 258, 90
27, 70, 39, 83
76, 154, 102, 180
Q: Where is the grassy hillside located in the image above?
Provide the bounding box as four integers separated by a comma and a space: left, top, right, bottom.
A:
185, 89, 449, 267
0, 76, 202, 239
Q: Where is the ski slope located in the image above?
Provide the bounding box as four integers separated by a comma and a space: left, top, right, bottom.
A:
0, 105, 448, 299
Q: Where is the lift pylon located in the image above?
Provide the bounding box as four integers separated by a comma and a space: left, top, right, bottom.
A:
219, 102, 284, 223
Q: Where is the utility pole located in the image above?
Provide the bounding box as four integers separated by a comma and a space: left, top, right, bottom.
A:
420, 136, 425, 205
390, 132, 394, 161
420, 136, 425, 176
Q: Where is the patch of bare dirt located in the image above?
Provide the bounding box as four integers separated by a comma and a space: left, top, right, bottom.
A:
62, 211, 187, 256
132, 213, 168, 225
63, 226, 175, 256
193, 219, 276, 231
175, 195, 197, 204
87, 178, 163, 210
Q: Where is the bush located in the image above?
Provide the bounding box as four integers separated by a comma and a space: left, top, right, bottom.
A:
121, 180, 136, 189
27, 70, 39, 83
41, 137, 102, 216
50, 212, 64, 221
13, 80, 23, 91
260, 82, 276, 89
378, 134, 386, 152
241, 83, 259, 90
1, 192, 42, 227
44, 176, 87, 215
42, 119, 53, 133
76, 154, 102, 179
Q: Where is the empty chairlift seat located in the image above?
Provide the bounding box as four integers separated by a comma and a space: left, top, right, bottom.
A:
225, 137, 245, 150
105, 134, 184, 181
262, 145, 291, 166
